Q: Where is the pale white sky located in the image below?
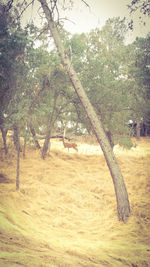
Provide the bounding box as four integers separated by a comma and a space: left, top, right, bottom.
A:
22, 0, 150, 43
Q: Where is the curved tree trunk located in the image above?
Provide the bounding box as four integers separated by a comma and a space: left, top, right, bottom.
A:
38, 0, 130, 222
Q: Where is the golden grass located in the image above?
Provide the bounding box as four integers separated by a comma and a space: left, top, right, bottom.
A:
0, 136, 150, 266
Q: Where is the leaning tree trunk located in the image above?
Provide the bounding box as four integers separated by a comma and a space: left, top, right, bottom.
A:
38, 0, 130, 222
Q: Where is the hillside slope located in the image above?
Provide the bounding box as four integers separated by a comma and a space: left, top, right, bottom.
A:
0, 137, 150, 266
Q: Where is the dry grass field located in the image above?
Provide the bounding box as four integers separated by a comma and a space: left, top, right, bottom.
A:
0, 136, 150, 266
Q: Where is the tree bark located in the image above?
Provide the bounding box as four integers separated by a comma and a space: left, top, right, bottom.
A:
0, 126, 8, 154
41, 88, 59, 159
106, 131, 114, 148
16, 142, 20, 190
38, 0, 130, 222
13, 124, 22, 152
42, 128, 51, 159
23, 135, 27, 158
29, 123, 41, 149
136, 119, 141, 140
13, 124, 20, 190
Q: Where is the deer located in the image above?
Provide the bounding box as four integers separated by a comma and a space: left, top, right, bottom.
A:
62, 138, 78, 152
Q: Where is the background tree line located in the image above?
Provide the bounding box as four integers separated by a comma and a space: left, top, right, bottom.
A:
0, 3, 149, 157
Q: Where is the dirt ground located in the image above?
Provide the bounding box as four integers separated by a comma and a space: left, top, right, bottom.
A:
0, 136, 150, 266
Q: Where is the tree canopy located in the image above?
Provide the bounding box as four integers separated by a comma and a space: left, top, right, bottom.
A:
0, 0, 150, 151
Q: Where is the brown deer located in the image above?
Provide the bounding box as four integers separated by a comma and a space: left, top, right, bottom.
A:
62, 138, 78, 152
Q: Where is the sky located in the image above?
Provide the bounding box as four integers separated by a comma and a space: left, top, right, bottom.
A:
22, 0, 150, 44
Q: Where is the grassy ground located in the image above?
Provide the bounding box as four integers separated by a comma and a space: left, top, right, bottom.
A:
0, 136, 150, 266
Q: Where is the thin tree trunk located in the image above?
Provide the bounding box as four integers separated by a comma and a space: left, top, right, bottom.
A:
136, 119, 141, 140
16, 142, 20, 190
41, 91, 58, 159
38, 0, 130, 222
0, 126, 8, 154
13, 124, 20, 190
29, 123, 41, 149
106, 131, 114, 148
13, 124, 22, 152
23, 135, 27, 158
42, 129, 51, 159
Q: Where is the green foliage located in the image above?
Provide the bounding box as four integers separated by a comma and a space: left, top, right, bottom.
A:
67, 18, 133, 146
0, 2, 35, 141
126, 35, 150, 127
0, 5, 149, 148
114, 135, 134, 149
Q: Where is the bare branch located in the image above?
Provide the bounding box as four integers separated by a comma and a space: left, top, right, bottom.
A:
59, 17, 76, 25
81, 0, 90, 8
34, 24, 50, 40
14, 0, 35, 22
4, 0, 14, 12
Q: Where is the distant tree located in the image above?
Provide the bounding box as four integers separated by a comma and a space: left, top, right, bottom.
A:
126, 35, 150, 138
40, 64, 76, 158
67, 18, 133, 148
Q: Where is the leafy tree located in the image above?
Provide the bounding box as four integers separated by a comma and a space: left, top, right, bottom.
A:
126, 35, 150, 138
67, 18, 133, 148
26, 46, 75, 158
0, 1, 37, 189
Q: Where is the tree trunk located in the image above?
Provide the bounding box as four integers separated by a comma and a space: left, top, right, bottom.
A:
16, 142, 20, 190
136, 119, 141, 140
29, 123, 41, 149
0, 126, 8, 154
13, 124, 20, 190
38, 0, 130, 222
13, 124, 22, 152
42, 129, 51, 159
23, 136, 27, 158
106, 131, 114, 148
41, 88, 58, 159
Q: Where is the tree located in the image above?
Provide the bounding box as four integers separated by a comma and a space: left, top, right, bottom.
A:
128, 0, 150, 18
0, 1, 38, 188
68, 19, 133, 148
38, 0, 130, 222
128, 0, 150, 29
29, 47, 75, 158
13, 123, 20, 190
126, 35, 150, 138
0, 2, 14, 153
